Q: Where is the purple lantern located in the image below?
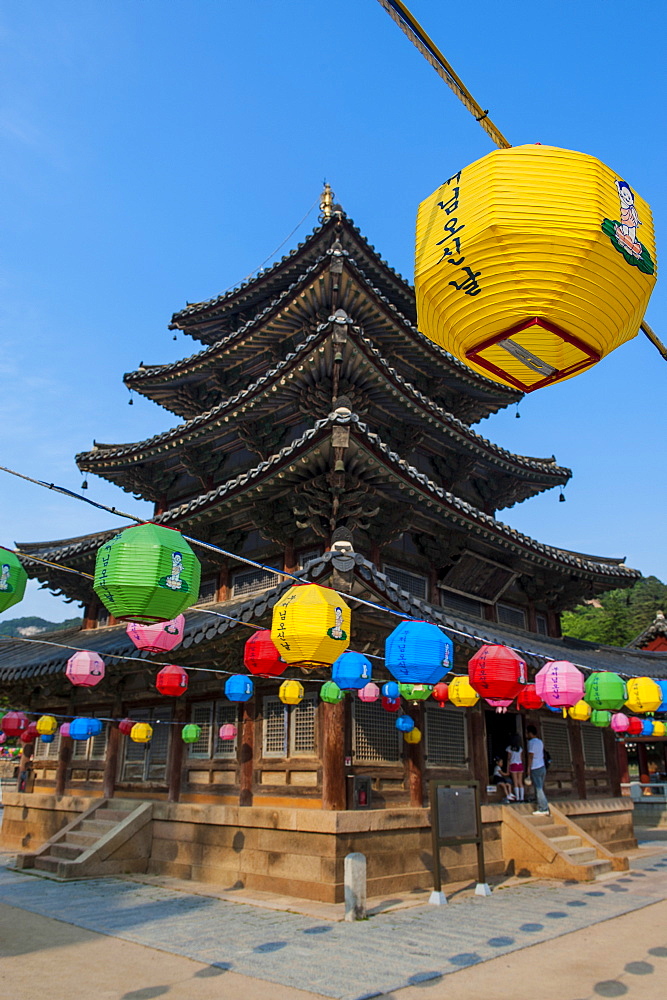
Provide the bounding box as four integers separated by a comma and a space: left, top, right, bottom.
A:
66, 650, 105, 688
59, 722, 71, 738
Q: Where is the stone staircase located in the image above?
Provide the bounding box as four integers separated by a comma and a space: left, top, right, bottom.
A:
15, 799, 153, 880
501, 803, 628, 881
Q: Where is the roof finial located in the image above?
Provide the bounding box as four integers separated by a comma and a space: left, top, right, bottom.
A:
320, 182, 335, 221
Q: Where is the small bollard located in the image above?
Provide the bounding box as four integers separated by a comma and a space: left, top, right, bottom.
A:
475, 882, 492, 897
344, 852, 367, 921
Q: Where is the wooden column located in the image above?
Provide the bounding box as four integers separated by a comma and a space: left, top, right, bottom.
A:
102, 724, 121, 800
239, 697, 255, 807
167, 701, 186, 803
55, 734, 73, 797
369, 542, 381, 568
617, 740, 630, 785
406, 705, 425, 808
283, 541, 297, 574
568, 719, 587, 799
604, 730, 622, 797
637, 742, 650, 784
218, 565, 230, 602
468, 704, 489, 803
428, 566, 439, 605
322, 699, 346, 810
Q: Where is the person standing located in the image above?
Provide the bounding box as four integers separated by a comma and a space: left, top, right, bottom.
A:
505, 736, 525, 801
526, 725, 549, 815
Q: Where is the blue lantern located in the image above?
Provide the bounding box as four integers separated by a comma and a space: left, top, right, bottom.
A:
88, 718, 103, 737
641, 719, 655, 737
332, 651, 372, 690
396, 715, 415, 733
382, 681, 400, 699
225, 674, 254, 703
385, 621, 452, 684
40, 734, 54, 744
70, 717, 96, 740
657, 680, 667, 714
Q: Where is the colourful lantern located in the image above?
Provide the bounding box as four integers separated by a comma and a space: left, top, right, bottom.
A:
156, 664, 189, 697
656, 680, 667, 713
626, 717, 643, 737
0, 547, 28, 614
224, 675, 254, 703
126, 615, 186, 654
358, 682, 380, 703
399, 683, 432, 702
433, 682, 449, 706
320, 681, 345, 704
40, 734, 54, 744
625, 677, 662, 714
404, 726, 422, 744
0, 733, 5, 744
517, 684, 543, 711
415, 145, 657, 393
243, 629, 286, 677
66, 650, 105, 688
271, 584, 351, 667
1, 711, 29, 737
590, 710, 611, 728
448, 676, 479, 708
641, 719, 655, 737
332, 651, 372, 690
584, 672, 627, 711
130, 722, 153, 743
568, 700, 592, 722
219, 723, 237, 741
94, 522, 201, 624
396, 715, 415, 733
59, 722, 71, 739
118, 718, 135, 736
70, 717, 95, 740
486, 698, 513, 711
468, 644, 527, 700
20, 725, 37, 744
611, 713, 630, 734
535, 661, 584, 709
385, 621, 452, 685
181, 724, 201, 744
279, 679, 304, 705
36, 715, 58, 736
382, 681, 400, 699
652, 720, 666, 738
382, 696, 400, 713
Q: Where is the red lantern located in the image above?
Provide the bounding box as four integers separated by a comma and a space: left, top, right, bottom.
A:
433, 682, 449, 706
156, 664, 189, 697
468, 644, 527, 700
244, 630, 287, 677
517, 684, 543, 711
626, 717, 643, 737
118, 718, 135, 736
20, 724, 38, 744
1, 711, 29, 738
382, 696, 401, 713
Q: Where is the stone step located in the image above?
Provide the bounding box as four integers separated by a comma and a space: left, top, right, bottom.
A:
34, 856, 63, 874
565, 846, 597, 864
78, 818, 117, 834
530, 822, 569, 839
98, 809, 132, 823
551, 835, 583, 852
64, 831, 98, 848
50, 843, 85, 861
587, 859, 613, 876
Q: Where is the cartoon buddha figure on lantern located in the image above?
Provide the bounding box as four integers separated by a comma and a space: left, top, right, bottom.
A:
327, 606, 348, 642
0, 564, 12, 593
160, 552, 187, 592
602, 179, 655, 273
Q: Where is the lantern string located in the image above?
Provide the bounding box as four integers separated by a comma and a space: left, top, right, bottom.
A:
12, 550, 94, 580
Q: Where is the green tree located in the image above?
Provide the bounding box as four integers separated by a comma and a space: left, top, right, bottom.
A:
561, 576, 667, 647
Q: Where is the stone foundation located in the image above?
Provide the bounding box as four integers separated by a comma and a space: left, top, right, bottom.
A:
558, 798, 637, 853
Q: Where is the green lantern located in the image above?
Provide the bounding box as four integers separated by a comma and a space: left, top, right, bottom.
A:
0, 547, 27, 614
584, 672, 627, 712
590, 709, 611, 728
94, 523, 201, 624
320, 681, 345, 704
399, 682, 433, 702
182, 723, 201, 744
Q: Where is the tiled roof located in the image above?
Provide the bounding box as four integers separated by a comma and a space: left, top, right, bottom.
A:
627, 611, 667, 649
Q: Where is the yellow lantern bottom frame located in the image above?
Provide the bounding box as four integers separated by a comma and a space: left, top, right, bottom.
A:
465, 317, 602, 393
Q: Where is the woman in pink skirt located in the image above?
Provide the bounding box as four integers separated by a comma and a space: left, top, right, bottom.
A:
505, 736, 525, 802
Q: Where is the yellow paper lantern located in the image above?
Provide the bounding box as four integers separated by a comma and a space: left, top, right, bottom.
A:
36, 715, 58, 736
568, 700, 592, 722
279, 679, 305, 705
625, 677, 662, 714
652, 721, 666, 738
271, 584, 351, 667
130, 722, 153, 743
415, 145, 657, 392
448, 676, 479, 708
404, 726, 422, 744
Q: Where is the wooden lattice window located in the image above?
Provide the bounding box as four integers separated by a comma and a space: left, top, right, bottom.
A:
33, 731, 61, 761
540, 720, 571, 768
496, 602, 528, 629
383, 564, 428, 600
289, 694, 318, 756
352, 699, 401, 764
121, 707, 172, 783
424, 705, 468, 767
263, 696, 288, 758
582, 726, 606, 768
214, 703, 239, 758
72, 722, 108, 761
232, 566, 280, 597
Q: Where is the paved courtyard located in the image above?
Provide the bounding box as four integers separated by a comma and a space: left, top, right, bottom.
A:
2, 839, 667, 1000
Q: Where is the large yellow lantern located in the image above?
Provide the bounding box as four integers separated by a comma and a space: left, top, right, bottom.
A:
568, 700, 592, 723
271, 584, 351, 667
625, 677, 662, 714
415, 145, 657, 392
448, 676, 479, 708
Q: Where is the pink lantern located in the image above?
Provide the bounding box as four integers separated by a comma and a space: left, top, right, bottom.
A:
66, 650, 105, 688
535, 660, 584, 709
358, 682, 380, 703
611, 712, 631, 734
219, 723, 237, 741
0, 733, 6, 744
126, 615, 185, 654
60, 722, 71, 738
485, 697, 513, 713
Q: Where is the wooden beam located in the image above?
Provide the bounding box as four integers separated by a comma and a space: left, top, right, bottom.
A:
604, 729, 622, 797
468, 704, 489, 803
239, 697, 255, 807
568, 719, 587, 799
103, 723, 121, 799
167, 702, 186, 803
406, 705, 425, 807
55, 733, 73, 797
322, 700, 346, 810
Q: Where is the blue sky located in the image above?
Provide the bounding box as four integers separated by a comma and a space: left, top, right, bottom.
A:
1, 0, 666, 622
